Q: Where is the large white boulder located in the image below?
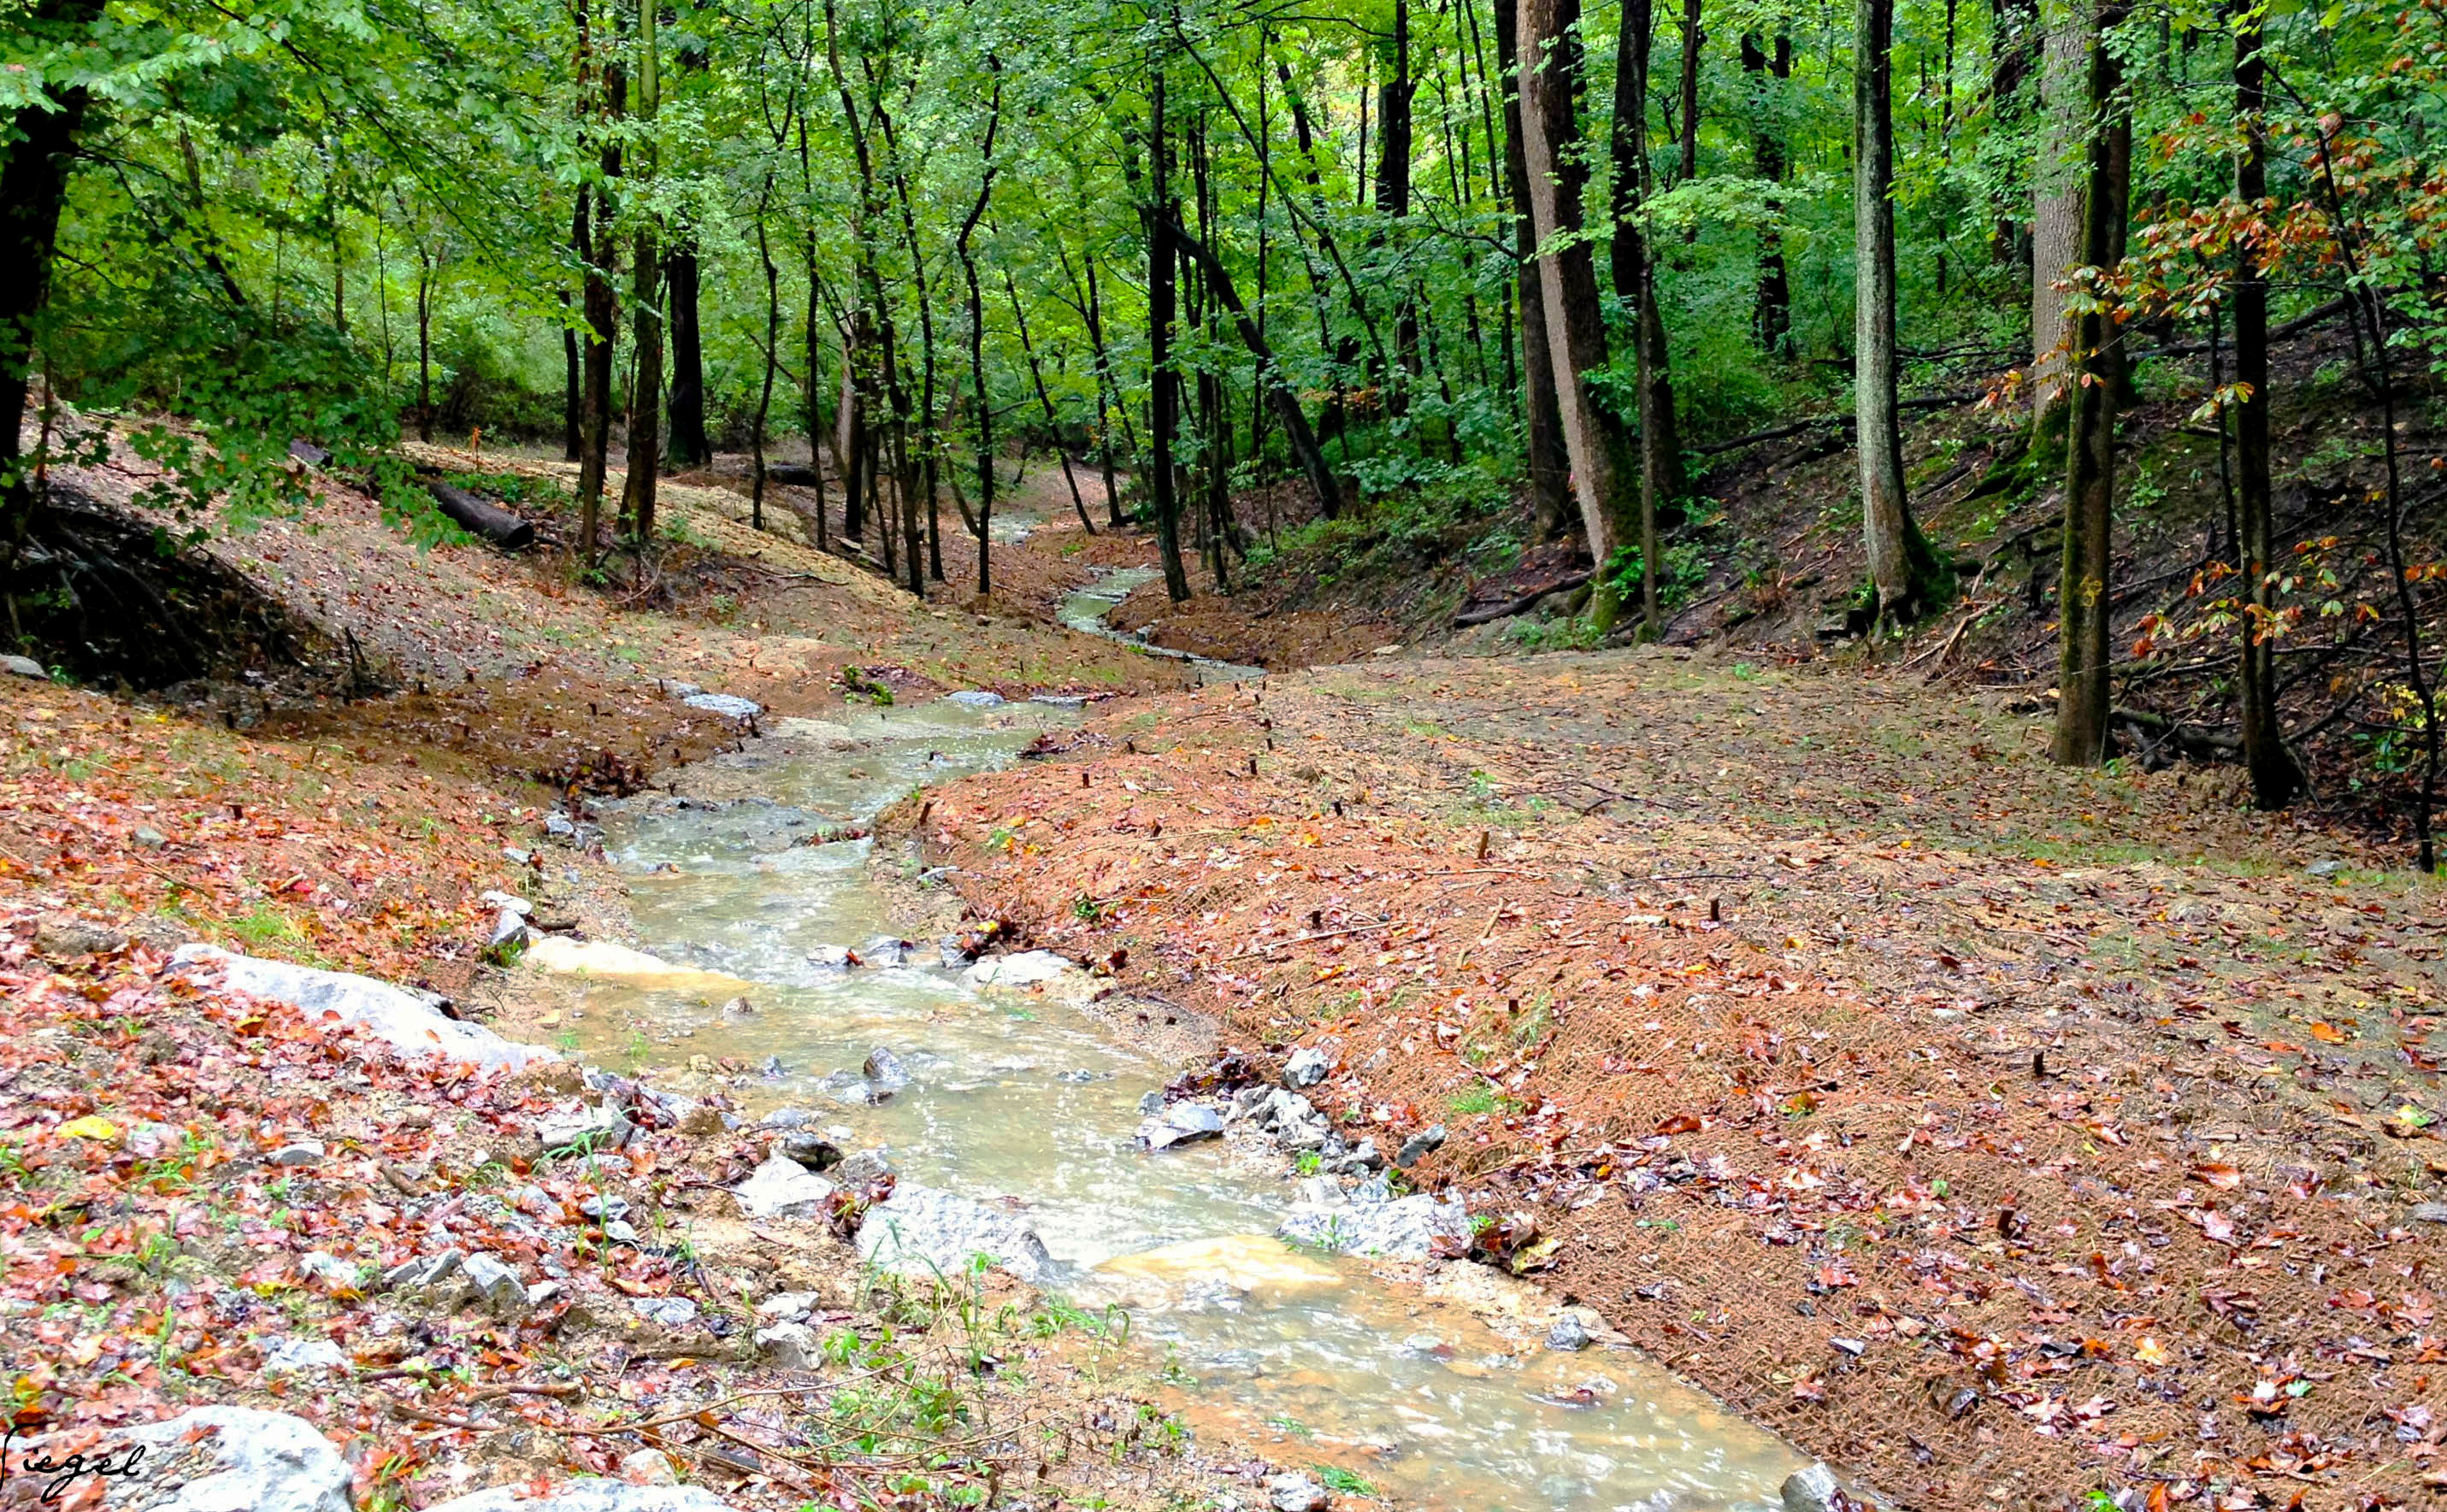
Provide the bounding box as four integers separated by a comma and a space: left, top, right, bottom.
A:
961, 950, 1100, 1003
115, 1406, 354, 1512
1277, 1191, 1472, 1263
732, 1152, 837, 1219
174, 944, 554, 1073
856, 1182, 1053, 1284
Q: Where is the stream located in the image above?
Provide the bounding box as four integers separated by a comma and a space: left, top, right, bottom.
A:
523, 593, 1806, 1510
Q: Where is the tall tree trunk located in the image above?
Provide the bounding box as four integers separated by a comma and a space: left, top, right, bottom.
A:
1856, 0, 1948, 628
2230, 9, 2299, 808
619, 0, 663, 550
663, 239, 710, 469
954, 69, 1004, 596
562, 190, 585, 462
1613, 0, 1683, 632
876, 105, 940, 591
751, 182, 779, 534
1170, 221, 1341, 521
2049, 0, 2129, 764
1005, 271, 1095, 534
1741, 34, 1793, 354
415, 247, 434, 443
1519, 0, 1636, 630
2029, 0, 2087, 432
1147, 65, 1191, 603
0, 0, 97, 537
1376, 0, 1419, 409
1989, 0, 2039, 266
1076, 249, 1131, 527
576, 52, 623, 565
797, 115, 829, 550
1676, 0, 1701, 190
1494, 0, 1571, 539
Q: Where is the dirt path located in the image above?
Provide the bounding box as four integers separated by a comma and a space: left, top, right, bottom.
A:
899, 647, 2447, 1512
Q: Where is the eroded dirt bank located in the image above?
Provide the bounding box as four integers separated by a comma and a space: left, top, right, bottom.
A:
893, 648, 2447, 1512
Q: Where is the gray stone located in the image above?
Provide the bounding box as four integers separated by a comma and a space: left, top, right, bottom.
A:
2410, 1203, 2447, 1224
260, 1335, 349, 1378
1546, 1315, 1591, 1351
806, 944, 858, 972
631, 1296, 699, 1329
721, 995, 757, 1015
776, 1130, 842, 1170
1141, 1102, 1226, 1151
684, 692, 763, 720
2306, 859, 2345, 879
423, 1482, 737, 1512
1030, 693, 1088, 709
1267, 1472, 1330, 1512
835, 1148, 894, 1185
537, 1099, 634, 1155
298, 1251, 360, 1291
733, 1151, 837, 1219
602, 1219, 641, 1245
1394, 1124, 1448, 1168
1139, 1091, 1167, 1115
863, 1045, 910, 1094
963, 950, 1101, 1003
859, 935, 913, 965
756, 1321, 823, 1368
754, 1291, 820, 1324
115, 1406, 354, 1512
479, 890, 534, 915
1330, 1138, 1383, 1174
856, 1182, 1053, 1284
461, 1254, 528, 1319
762, 1105, 819, 1128
1, 654, 46, 680
490, 909, 531, 950
133, 826, 168, 850
579, 1194, 632, 1222
1781, 1463, 1845, 1512
1277, 1192, 1471, 1262
946, 690, 1006, 707
268, 1140, 325, 1167
1282, 1047, 1332, 1088
174, 944, 556, 1073
525, 1280, 566, 1309
620, 1449, 680, 1486
383, 1250, 467, 1301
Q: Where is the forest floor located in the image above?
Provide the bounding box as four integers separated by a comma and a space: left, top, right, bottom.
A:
0, 444, 1254, 1509
9, 419, 2447, 1512
900, 649, 2447, 1512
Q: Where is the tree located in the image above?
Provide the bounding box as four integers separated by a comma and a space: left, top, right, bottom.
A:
617, 0, 665, 551
1518, 0, 1636, 629
1491, 0, 1571, 539
1613, 0, 1682, 634
2048, 0, 2128, 766
2229, 9, 2302, 808
1854, 0, 1950, 630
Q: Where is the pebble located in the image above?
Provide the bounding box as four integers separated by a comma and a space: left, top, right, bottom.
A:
132, 826, 168, 850
755, 1321, 822, 1368
620, 1448, 680, 1486
1394, 1124, 1448, 1168
2411, 1203, 2447, 1224
1282, 1046, 1332, 1088
1546, 1314, 1592, 1351
631, 1296, 699, 1329
1267, 1472, 1330, 1512
268, 1140, 325, 1167
260, 1335, 349, 1378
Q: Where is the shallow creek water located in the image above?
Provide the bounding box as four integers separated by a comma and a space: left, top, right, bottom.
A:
527, 699, 1803, 1510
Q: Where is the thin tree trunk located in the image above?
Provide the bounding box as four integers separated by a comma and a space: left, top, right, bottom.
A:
619, 0, 663, 551
954, 68, 1005, 595
576, 49, 623, 566
1148, 63, 1191, 603
751, 180, 779, 534
1741, 34, 1793, 354
1377, 0, 1419, 409
1613, 0, 1682, 632
797, 114, 829, 550
1005, 270, 1094, 534
1676, 0, 1702, 203
415, 248, 433, 443
1170, 221, 1341, 521
1520, 0, 1636, 630
1494, 0, 1571, 538
1856, 0, 1948, 629
2030, 0, 2087, 432
2231, 9, 2297, 807
663, 239, 710, 469
2049, 0, 2128, 764
563, 192, 585, 462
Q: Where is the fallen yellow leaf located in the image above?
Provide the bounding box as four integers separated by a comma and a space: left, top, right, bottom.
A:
56, 1115, 119, 1141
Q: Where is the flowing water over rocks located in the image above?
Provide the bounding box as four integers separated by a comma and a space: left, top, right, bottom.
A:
1058, 566, 1266, 685
521, 693, 1808, 1510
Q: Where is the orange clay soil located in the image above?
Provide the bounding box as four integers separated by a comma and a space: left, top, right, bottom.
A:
888, 646, 2447, 1512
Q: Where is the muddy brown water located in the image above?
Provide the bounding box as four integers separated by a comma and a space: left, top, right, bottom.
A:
525, 690, 1807, 1510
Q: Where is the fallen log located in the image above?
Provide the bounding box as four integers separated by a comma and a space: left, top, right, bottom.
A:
1453, 570, 1592, 627
426, 480, 535, 550
764, 464, 825, 488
